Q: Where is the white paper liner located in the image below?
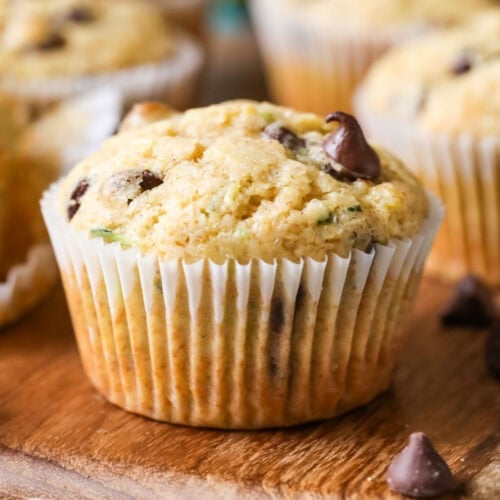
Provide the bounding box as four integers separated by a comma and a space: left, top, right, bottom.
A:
0, 244, 58, 327
355, 88, 500, 286
0, 32, 204, 109
250, 0, 427, 115
42, 183, 443, 429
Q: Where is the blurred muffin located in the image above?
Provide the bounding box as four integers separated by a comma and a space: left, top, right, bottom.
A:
42, 100, 442, 428
250, 0, 497, 114
150, 0, 208, 38
356, 12, 500, 285
0, 88, 122, 327
0, 0, 204, 107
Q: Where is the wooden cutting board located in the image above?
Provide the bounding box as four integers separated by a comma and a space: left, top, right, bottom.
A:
0, 278, 498, 499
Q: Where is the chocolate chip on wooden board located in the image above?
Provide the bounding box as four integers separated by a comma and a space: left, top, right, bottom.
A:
387, 433, 453, 498
67, 178, 90, 220
323, 112, 381, 181
485, 321, 500, 380
440, 275, 497, 329
263, 123, 305, 151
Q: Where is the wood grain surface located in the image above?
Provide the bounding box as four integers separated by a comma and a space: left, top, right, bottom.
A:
0, 278, 498, 499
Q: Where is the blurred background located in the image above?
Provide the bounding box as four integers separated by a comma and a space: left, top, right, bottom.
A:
200, 0, 268, 104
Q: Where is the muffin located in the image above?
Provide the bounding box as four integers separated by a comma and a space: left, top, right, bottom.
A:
250, 0, 497, 114
42, 100, 443, 429
356, 12, 500, 286
0, 88, 121, 327
0, 0, 204, 108
150, 0, 208, 38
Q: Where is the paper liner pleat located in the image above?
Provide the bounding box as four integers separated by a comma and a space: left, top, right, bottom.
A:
0, 244, 58, 327
355, 89, 500, 286
42, 184, 443, 429
0, 32, 204, 109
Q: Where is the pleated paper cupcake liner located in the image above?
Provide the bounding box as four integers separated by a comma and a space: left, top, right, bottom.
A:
42, 183, 443, 429
355, 89, 500, 287
250, 0, 423, 115
0, 244, 58, 328
0, 32, 204, 110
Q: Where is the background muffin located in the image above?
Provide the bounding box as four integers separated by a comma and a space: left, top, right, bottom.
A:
44, 100, 443, 428
356, 12, 500, 285
0, 0, 204, 108
250, 0, 497, 114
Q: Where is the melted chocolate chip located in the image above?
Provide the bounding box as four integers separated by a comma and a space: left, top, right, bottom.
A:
485, 322, 500, 379
263, 123, 305, 151
139, 170, 163, 192
32, 33, 66, 51
323, 112, 381, 181
68, 179, 90, 220
270, 297, 285, 335
452, 51, 473, 75
441, 275, 497, 329
387, 433, 453, 498
65, 7, 95, 23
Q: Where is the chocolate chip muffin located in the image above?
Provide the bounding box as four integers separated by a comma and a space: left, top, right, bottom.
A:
0, 0, 204, 107
250, 0, 498, 114
356, 12, 500, 285
43, 100, 443, 428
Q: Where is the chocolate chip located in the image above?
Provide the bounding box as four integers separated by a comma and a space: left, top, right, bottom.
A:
452, 51, 473, 75
68, 179, 90, 220
323, 112, 381, 181
139, 170, 163, 192
65, 7, 95, 23
101, 169, 163, 207
387, 432, 453, 498
270, 297, 285, 335
485, 321, 500, 379
263, 123, 305, 151
440, 275, 497, 329
31, 33, 66, 51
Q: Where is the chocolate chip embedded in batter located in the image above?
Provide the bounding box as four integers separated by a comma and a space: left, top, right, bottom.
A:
440, 275, 497, 329
263, 123, 305, 151
65, 7, 95, 23
452, 51, 473, 75
68, 178, 90, 220
387, 433, 453, 498
323, 112, 381, 181
139, 170, 163, 192
485, 322, 500, 379
32, 32, 66, 51
101, 169, 163, 207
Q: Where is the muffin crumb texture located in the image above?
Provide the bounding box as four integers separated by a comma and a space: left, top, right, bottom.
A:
60, 100, 429, 263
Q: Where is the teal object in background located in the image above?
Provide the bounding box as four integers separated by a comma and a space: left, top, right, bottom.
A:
210, 0, 250, 34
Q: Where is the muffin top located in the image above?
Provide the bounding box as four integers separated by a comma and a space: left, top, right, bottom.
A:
361, 12, 500, 136
59, 100, 429, 263
0, 0, 174, 80
284, 0, 496, 36
0, 92, 28, 150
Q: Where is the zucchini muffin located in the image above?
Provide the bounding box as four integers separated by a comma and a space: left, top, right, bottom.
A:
250, 0, 497, 114
43, 100, 443, 428
356, 12, 500, 285
0, 0, 204, 107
